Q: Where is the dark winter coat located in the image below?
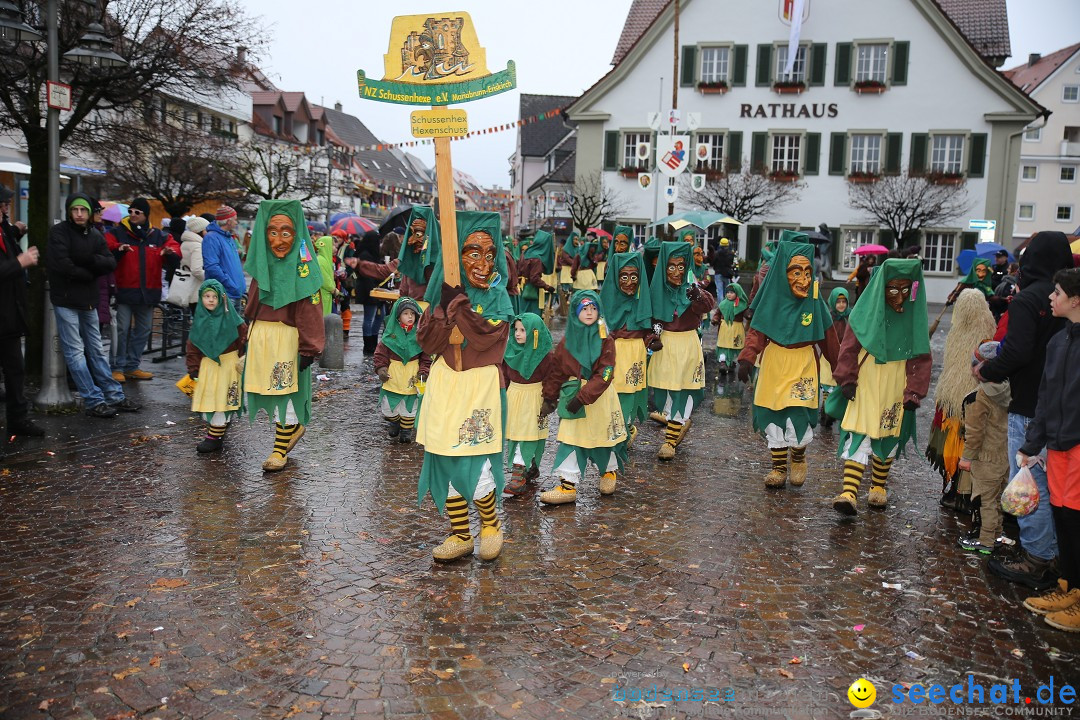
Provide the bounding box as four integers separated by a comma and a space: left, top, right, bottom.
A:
0, 214, 28, 337
1021, 321, 1080, 455
47, 193, 117, 311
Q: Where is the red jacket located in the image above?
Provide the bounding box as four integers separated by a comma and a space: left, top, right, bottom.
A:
106, 218, 177, 304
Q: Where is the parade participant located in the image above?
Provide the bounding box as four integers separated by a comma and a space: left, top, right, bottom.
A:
830, 258, 932, 515
737, 238, 839, 487
540, 290, 626, 503
747, 237, 782, 306
313, 235, 336, 316
516, 229, 556, 317
595, 232, 611, 283
416, 211, 513, 562
599, 252, 659, 446
186, 280, 247, 453
572, 234, 599, 291
713, 282, 748, 376
926, 289, 996, 510
946, 257, 994, 304
374, 297, 429, 444
642, 236, 662, 284
556, 233, 579, 315
502, 312, 554, 497
398, 206, 439, 302
818, 287, 851, 428
242, 199, 325, 472
612, 226, 634, 255
649, 241, 716, 460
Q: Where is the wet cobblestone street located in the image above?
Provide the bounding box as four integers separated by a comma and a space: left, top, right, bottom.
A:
1, 310, 1078, 719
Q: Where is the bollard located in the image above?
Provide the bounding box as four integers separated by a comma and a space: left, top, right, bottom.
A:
36, 283, 76, 411
320, 313, 344, 369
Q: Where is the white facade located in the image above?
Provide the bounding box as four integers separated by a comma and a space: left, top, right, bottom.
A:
568, 0, 1042, 303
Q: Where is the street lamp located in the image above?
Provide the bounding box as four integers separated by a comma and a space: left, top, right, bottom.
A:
0, 0, 42, 41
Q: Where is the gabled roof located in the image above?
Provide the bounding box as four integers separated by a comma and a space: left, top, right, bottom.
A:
317, 105, 431, 191
610, 0, 1011, 66
1004, 43, 1080, 94
250, 91, 286, 110
519, 93, 577, 157
281, 92, 307, 113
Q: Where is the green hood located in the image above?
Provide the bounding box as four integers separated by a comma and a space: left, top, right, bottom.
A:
244, 199, 323, 310
612, 225, 635, 250
748, 240, 833, 345
828, 286, 851, 320
678, 228, 698, 244
961, 257, 994, 295
717, 282, 748, 324
566, 290, 605, 378
504, 312, 553, 379
313, 234, 333, 258
650, 241, 695, 322
847, 258, 930, 363
577, 240, 598, 270
564, 231, 582, 259
382, 296, 423, 361
423, 211, 514, 321
599, 252, 652, 331
523, 229, 555, 273
398, 206, 440, 286
189, 279, 244, 362
643, 236, 663, 282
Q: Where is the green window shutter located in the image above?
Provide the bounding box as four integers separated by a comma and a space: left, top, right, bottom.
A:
809, 43, 827, 86
967, 133, 988, 177
884, 133, 903, 174
745, 225, 763, 266
732, 45, 748, 86
756, 44, 773, 86
750, 132, 769, 172
828, 132, 847, 175
726, 131, 743, 172
603, 130, 620, 171
835, 42, 852, 85
680, 45, 697, 87
961, 232, 978, 251
803, 132, 821, 175
910, 133, 928, 174
891, 41, 909, 86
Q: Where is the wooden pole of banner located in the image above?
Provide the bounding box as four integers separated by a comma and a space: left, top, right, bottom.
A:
433, 131, 465, 367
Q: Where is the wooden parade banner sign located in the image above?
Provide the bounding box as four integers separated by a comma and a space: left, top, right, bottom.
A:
410, 108, 469, 138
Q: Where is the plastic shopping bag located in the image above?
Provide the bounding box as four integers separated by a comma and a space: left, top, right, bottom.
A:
1001, 466, 1039, 517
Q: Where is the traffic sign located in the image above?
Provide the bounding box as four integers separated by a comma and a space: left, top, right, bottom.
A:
968, 219, 996, 230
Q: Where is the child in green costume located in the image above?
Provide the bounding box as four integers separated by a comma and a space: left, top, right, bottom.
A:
242, 200, 326, 472
312, 235, 336, 316
818, 286, 851, 428
186, 279, 247, 453
831, 258, 932, 515
712, 282, 748, 375
416, 211, 514, 562
374, 297, 429, 445
501, 313, 554, 497
516, 230, 557, 317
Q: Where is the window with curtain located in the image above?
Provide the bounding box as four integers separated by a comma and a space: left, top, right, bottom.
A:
771, 134, 801, 173
855, 44, 888, 83
930, 135, 964, 174
700, 47, 730, 84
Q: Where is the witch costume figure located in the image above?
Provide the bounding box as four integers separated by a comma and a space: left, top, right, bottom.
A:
186, 279, 247, 453
242, 199, 326, 472
611, 225, 634, 256
515, 230, 557, 318
374, 296, 430, 445
599, 252, 659, 447
540, 290, 627, 503
818, 286, 851, 428
830, 258, 932, 516
416, 211, 514, 563
572, 236, 600, 291
713, 282, 748, 375
556, 233, 580, 314
648, 241, 716, 460
501, 312, 554, 498
736, 238, 840, 489
946, 257, 994, 304
398, 206, 440, 301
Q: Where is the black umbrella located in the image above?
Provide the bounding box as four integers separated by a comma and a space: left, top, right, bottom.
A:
804, 230, 831, 245
378, 204, 415, 237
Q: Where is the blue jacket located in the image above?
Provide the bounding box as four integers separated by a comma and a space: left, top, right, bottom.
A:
201, 222, 245, 300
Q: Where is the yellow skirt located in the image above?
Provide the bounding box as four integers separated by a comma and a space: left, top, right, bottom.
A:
614, 337, 647, 394
753, 343, 818, 411
841, 353, 907, 439
557, 383, 626, 448
716, 321, 745, 350
383, 358, 419, 396
596, 261, 607, 281
559, 266, 573, 285
416, 358, 503, 456
647, 330, 704, 391
819, 356, 836, 387
244, 321, 299, 396
505, 381, 546, 442
573, 268, 598, 290
192, 351, 242, 413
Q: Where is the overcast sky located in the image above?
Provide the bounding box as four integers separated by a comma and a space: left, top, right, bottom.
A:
240, 0, 1080, 188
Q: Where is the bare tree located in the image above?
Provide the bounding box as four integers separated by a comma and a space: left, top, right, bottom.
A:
566, 171, 628, 234
221, 136, 323, 208
684, 159, 802, 224
847, 171, 973, 247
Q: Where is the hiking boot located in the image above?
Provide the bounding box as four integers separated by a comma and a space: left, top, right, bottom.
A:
398, 427, 414, 444
957, 532, 996, 555
85, 403, 118, 419
1023, 580, 1080, 615
764, 468, 786, 488
125, 369, 154, 380
988, 550, 1058, 591
832, 491, 857, 516
868, 485, 888, 509
1045, 602, 1080, 632
477, 526, 504, 561
538, 484, 577, 505
8, 418, 45, 437
196, 436, 224, 454
111, 371, 126, 383
598, 471, 617, 495
387, 420, 400, 438
110, 398, 141, 412
433, 534, 474, 562
657, 442, 676, 460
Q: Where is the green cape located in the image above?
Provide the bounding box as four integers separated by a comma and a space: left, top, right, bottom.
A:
189, 279, 243, 362
847, 258, 930, 363
650, 241, 695, 322
398, 206, 440, 286
717, 281, 748, 324
566, 290, 604, 379
960, 257, 994, 296
244, 199, 323, 310
504, 312, 553, 379
423, 211, 514, 321
523, 229, 555, 273
599, 252, 652, 331
643, 236, 663, 282
828, 286, 851, 321
748, 240, 833, 345
382, 296, 423, 361
564, 231, 582, 259
577, 240, 598, 270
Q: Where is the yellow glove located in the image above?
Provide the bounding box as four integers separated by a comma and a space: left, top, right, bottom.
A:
175, 374, 196, 397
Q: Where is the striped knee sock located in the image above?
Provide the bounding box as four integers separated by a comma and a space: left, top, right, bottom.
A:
207, 424, 226, 440
474, 490, 500, 530
664, 420, 681, 445
560, 478, 577, 492
842, 460, 865, 497
790, 446, 805, 464
399, 415, 415, 430
446, 495, 471, 540
385, 414, 400, 424
771, 447, 788, 471
871, 456, 893, 488
271, 423, 296, 459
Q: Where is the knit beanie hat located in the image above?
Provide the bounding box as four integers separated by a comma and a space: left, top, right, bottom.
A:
186, 217, 210, 234
129, 197, 151, 216
215, 205, 237, 222
973, 340, 1000, 365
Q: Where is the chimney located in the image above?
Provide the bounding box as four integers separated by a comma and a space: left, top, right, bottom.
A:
236, 45, 247, 64
334, 102, 343, 112
1029, 52, 1041, 66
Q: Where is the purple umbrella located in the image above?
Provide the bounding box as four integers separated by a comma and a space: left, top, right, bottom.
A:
101, 203, 128, 223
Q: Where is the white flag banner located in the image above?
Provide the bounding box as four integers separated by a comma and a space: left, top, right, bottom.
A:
784, 0, 807, 77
